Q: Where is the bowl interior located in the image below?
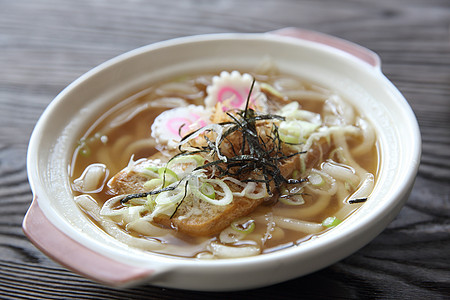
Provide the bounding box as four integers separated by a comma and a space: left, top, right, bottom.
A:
27, 33, 421, 289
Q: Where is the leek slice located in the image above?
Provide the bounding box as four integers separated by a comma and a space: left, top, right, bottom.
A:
322, 216, 341, 228
191, 179, 233, 206
231, 217, 256, 234
200, 182, 216, 199
279, 194, 305, 206
168, 154, 205, 167
308, 172, 324, 186
144, 178, 163, 190
158, 167, 178, 186
279, 120, 320, 144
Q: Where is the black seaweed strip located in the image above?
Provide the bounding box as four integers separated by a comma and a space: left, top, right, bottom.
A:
348, 197, 368, 204
170, 181, 190, 218
151, 78, 308, 205
121, 185, 177, 204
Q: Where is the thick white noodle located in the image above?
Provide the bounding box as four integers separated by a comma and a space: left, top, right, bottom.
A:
147, 97, 188, 108
273, 77, 305, 91
331, 130, 368, 176
301, 125, 359, 154
155, 81, 200, 96
75, 195, 164, 250
335, 181, 349, 208
126, 218, 170, 237
110, 135, 134, 166
323, 94, 355, 125
283, 90, 329, 101
261, 212, 275, 245
351, 117, 376, 157
273, 216, 323, 234
349, 173, 375, 201
273, 194, 331, 219
96, 147, 116, 174
72, 163, 108, 193
108, 103, 149, 129
100, 194, 130, 216
322, 161, 359, 187
208, 242, 261, 258
334, 173, 375, 220
123, 138, 157, 160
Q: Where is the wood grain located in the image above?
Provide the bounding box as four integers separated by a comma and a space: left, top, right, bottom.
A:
1, 0, 449, 299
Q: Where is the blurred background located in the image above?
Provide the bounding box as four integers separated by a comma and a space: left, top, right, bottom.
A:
1, 0, 449, 299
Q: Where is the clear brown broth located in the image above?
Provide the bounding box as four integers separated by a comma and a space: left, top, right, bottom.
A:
70, 72, 378, 258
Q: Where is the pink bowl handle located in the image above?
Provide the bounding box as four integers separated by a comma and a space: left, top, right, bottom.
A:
23, 197, 154, 287
269, 27, 381, 68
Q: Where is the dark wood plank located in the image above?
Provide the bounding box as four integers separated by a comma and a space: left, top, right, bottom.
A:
1, 0, 449, 299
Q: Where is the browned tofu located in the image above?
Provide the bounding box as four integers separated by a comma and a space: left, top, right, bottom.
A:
107, 109, 330, 236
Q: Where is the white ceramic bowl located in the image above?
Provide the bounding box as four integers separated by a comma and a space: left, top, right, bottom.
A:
23, 28, 421, 291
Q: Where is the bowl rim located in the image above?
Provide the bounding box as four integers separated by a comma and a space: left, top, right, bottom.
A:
25, 31, 422, 288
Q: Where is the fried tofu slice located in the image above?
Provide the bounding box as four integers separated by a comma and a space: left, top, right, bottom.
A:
108, 101, 331, 237
156, 187, 268, 236
108, 162, 270, 236
107, 138, 329, 237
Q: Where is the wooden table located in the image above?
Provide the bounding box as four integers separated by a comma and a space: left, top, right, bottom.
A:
1, 0, 449, 298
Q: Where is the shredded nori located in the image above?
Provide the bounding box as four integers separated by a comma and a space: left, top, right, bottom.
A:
121, 185, 176, 204
348, 197, 368, 204
179, 79, 306, 196
170, 181, 190, 219
121, 78, 306, 205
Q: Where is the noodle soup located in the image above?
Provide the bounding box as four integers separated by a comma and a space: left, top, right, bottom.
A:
70, 69, 378, 259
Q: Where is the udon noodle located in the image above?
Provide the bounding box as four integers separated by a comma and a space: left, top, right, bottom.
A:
70, 66, 378, 259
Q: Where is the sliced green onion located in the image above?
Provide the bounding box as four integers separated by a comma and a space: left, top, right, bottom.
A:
146, 195, 156, 211
279, 193, 305, 206
190, 179, 233, 206
154, 187, 185, 205
122, 201, 131, 207
279, 120, 320, 145
280, 133, 300, 144
158, 167, 178, 186
76, 138, 91, 157
79, 145, 91, 156
308, 173, 324, 186
145, 165, 159, 173
168, 154, 205, 167
279, 122, 301, 144
200, 182, 216, 199
144, 178, 163, 190
191, 154, 206, 166
322, 216, 341, 228
231, 217, 255, 234
219, 226, 246, 243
